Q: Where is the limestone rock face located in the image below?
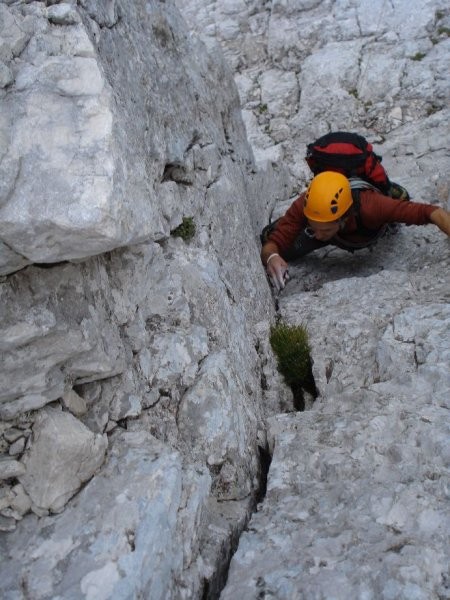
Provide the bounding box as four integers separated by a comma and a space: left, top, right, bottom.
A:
222, 264, 450, 599
174, 0, 450, 598
178, 0, 450, 190
0, 0, 286, 272
0, 0, 289, 596
2, 431, 200, 599
1, 0, 449, 598
19, 407, 107, 514
0, 261, 127, 420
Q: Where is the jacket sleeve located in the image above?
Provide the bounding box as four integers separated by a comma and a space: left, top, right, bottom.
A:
267, 195, 307, 253
360, 191, 437, 227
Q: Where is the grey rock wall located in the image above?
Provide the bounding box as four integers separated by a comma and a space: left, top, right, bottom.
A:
175, 0, 450, 599
1, 0, 449, 598
0, 0, 288, 273
222, 265, 450, 599
178, 0, 450, 194
0, 0, 291, 597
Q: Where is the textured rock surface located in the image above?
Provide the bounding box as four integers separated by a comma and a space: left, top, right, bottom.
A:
0, 0, 287, 272
1, 431, 196, 599
174, 1, 450, 598
19, 406, 107, 514
178, 0, 450, 192
1, 0, 449, 598
0, 0, 290, 597
222, 268, 450, 599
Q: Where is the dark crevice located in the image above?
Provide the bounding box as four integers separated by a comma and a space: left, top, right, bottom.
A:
185, 130, 201, 153
205, 441, 273, 599
203, 291, 319, 598
290, 362, 318, 411
203, 351, 317, 596
201, 515, 246, 600
161, 162, 193, 185
33, 261, 69, 269
255, 444, 272, 506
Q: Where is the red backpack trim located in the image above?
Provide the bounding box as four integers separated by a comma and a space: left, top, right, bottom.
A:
305, 131, 391, 194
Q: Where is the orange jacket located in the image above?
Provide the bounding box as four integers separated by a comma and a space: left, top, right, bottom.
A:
268, 189, 437, 253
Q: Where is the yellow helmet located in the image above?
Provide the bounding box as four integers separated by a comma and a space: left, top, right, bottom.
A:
303, 171, 353, 222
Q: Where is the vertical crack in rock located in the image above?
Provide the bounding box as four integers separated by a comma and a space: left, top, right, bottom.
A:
2, 0, 449, 596
201, 444, 273, 600
206, 308, 318, 599
254, 444, 272, 506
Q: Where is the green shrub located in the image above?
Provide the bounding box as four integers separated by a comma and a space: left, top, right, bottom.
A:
426, 103, 440, 116
410, 52, 426, 61
269, 322, 311, 387
171, 216, 196, 241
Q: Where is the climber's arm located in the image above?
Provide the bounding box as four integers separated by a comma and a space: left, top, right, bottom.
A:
430, 208, 450, 236
261, 242, 289, 291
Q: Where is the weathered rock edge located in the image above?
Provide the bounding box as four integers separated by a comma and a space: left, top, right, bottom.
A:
0, 1, 292, 598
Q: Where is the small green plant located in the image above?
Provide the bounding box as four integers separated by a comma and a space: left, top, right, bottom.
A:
410, 52, 426, 61
258, 103, 268, 114
348, 88, 359, 98
426, 103, 440, 116
437, 26, 450, 36
270, 321, 311, 387
171, 216, 196, 241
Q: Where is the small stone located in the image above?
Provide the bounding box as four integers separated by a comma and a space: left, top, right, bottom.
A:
47, 4, 81, 25
8, 437, 26, 456
0, 458, 26, 480
3, 428, 25, 443
9, 483, 32, 516
0, 485, 11, 511
0, 61, 13, 88
30, 503, 49, 518
0, 515, 16, 532
19, 407, 107, 513
388, 106, 403, 124
61, 389, 88, 417
109, 394, 142, 422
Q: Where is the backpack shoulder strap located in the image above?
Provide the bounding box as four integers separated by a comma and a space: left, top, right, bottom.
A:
349, 176, 379, 192
350, 178, 377, 231
349, 182, 387, 242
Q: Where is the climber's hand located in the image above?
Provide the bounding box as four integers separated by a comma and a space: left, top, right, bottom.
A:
266, 253, 289, 291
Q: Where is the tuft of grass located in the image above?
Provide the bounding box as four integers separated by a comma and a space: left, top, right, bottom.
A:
426, 103, 441, 116
348, 88, 359, 98
437, 26, 450, 36
258, 103, 268, 114
410, 52, 426, 61
270, 322, 311, 387
171, 216, 196, 241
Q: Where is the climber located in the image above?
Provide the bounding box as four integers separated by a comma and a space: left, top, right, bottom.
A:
261, 171, 450, 290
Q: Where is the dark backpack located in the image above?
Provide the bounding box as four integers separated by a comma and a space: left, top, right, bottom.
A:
305, 131, 391, 194
260, 132, 410, 248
